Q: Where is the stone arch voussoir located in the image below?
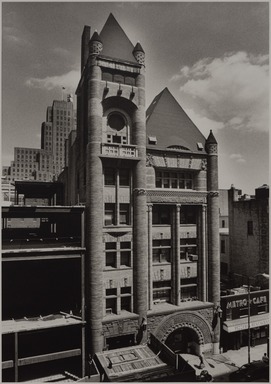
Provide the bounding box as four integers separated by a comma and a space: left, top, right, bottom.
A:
153, 311, 213, 346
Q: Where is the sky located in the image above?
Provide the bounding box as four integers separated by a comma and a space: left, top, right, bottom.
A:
2, 1, 269, 194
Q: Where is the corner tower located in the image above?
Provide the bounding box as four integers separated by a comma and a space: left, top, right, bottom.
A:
76, 14, 148, 354
205, 130, 220, 354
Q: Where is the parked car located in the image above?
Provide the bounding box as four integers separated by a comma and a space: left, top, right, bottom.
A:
229, 360, 269, 382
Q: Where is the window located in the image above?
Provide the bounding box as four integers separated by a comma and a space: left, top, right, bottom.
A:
104, 168, 115, 185
120, 242, 131, 267
153, 281, 171, 302
247, 221, 253, 235
156, 170, 193, 189
226, 308, 232, 321
180, 285, 197, 300
153, 205, 171, 224
221, 239, 225, 254
106, 298, 117, 314
108, 113, 125, 131
119, 204, 130, 225
119, 169, 130, 186
222, 220, 225, 228
105, 242, 117, 268
105, 204, 115, 226
153, 240, 171, 263
221, 262, 228, 275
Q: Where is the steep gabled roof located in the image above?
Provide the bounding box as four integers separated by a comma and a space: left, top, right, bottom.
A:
99, 13, 137, 64
146, 88, 206, 153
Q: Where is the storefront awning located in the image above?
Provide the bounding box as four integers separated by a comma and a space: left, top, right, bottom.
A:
223, 313, 269, 333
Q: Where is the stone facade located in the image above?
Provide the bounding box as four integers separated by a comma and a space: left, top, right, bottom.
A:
62, 14, 220, 357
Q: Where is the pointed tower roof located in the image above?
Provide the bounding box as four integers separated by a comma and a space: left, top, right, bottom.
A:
206, 130, 217, 144
146, 88, 207, 153
90, 30, 102, 43
99, 13, 138, 64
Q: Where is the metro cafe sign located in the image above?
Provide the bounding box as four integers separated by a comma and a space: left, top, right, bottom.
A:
226, 295, 267, 309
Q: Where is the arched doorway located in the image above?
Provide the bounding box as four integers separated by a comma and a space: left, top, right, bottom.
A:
165, 326, 200, 355
153, 311, 214, 355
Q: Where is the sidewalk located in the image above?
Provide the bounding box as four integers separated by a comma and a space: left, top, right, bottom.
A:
182, 343, 268, 382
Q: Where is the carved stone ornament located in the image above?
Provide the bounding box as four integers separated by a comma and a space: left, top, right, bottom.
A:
201, 159, 207, 170
208, 191, 219, 197
146, 153, 155, 167
134, 188, 147, 196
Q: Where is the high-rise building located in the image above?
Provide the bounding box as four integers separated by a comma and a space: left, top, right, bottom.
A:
61, 14, 221, 358
2, 96, 75, 185
41, 97, 75, 178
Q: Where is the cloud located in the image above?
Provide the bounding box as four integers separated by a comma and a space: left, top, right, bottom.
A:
184, 108, 224, 138
26, 70, 80, 93
229, 153, 246, 163
172, 51, 269, 132
3, 26, 30, 46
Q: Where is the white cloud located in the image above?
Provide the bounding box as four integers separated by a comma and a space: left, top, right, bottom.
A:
184, 108, 224, 138
26, 70, 80, 93
229, 153, 246, 163
172, 52, 269, 132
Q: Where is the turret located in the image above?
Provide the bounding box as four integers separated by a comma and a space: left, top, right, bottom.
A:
89, 30, 103, 56
133, 42, 145, 66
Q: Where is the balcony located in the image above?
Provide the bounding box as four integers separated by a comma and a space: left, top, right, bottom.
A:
101, 143, 138, 158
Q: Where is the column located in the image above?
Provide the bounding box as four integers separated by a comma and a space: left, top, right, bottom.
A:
172, 204, 181, 306
86, 64, 104, 354
201, 205, 207, 302
132, 70, 148, 342
147, 204, 153, 310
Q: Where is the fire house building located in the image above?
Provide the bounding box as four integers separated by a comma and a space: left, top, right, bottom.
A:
60, 14, 221, 358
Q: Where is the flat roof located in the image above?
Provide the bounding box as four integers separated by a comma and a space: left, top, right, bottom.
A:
95, 344, 173, 381
2, 314, 83, 334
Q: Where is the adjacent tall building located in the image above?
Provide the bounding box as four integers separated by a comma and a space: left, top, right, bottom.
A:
60, 14, 221, 357
2, 96, 75, 184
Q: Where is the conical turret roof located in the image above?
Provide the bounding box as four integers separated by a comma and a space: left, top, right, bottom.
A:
90, 30, 102, 43
206, 130, 217, 144
146, 88, 206, 153
99, 13, 138, 64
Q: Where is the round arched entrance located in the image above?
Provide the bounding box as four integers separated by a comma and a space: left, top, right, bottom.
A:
165, 326, 200, 354
153, 311, 214, 355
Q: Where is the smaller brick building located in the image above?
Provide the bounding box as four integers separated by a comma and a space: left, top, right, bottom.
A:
228, 184, 269, 278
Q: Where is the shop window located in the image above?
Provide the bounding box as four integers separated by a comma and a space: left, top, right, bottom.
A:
104, 203, 115, 226
104, 168, 115, 186
247, 221, 253, 235
119, 204, 130, 225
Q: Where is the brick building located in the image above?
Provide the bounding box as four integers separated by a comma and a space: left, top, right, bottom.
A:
60, 13, 221, 358
228, 184, 269, 278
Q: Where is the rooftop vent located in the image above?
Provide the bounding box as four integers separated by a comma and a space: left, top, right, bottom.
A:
197, 142, 204, 150
148, 136, 157, 145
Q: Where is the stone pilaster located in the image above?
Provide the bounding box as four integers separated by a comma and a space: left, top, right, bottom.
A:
147, 204, 153, 310
132, 70, 148, 341
200, 204, 207, 302
172, 204, 181, 306
86, 64, 104, 354
205, 131, 220, 354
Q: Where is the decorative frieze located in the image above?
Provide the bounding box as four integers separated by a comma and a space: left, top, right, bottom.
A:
208, 191, 219, 197
146, 152, 206, 171
147, 190, 207, 204
102, 318, 139, 337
